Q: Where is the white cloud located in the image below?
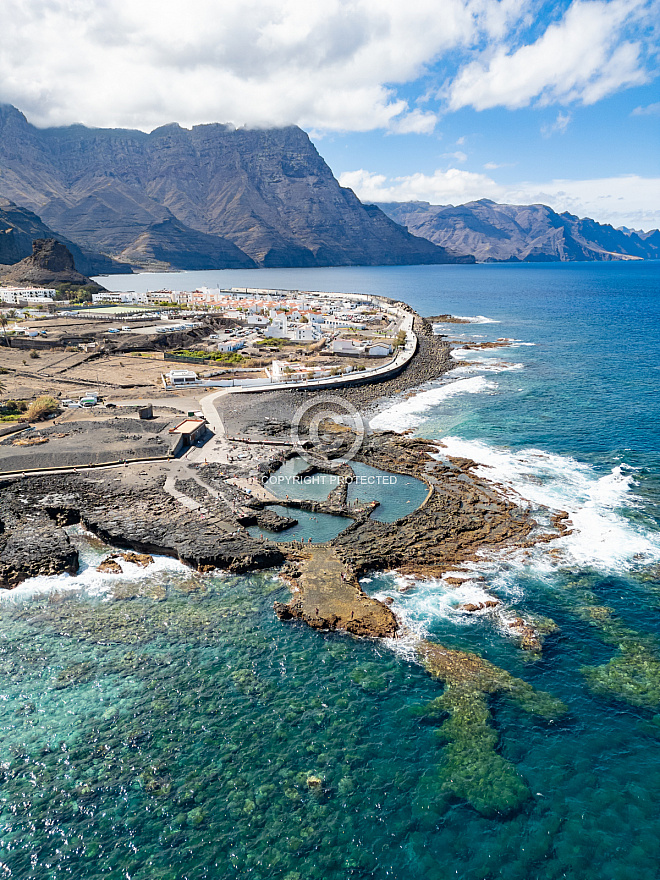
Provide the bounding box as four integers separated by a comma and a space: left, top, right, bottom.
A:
339, 168, 660, 228
442, 151, 468, 162
390, 109, 439, 134
0, 0, 651, 133
632, 101, 660, 115
339, 167, 503, 204
0, 0, 522, 132
448, 0, 652, 111
541, 111, 572, 137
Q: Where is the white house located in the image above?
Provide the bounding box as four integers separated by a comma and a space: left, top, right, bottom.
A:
0, 287, 56, 304
289, 322, 322, 342
368, 342, 393, 357
92, 292, 148, 304
165, 369, 198, 386
332, 338, 363, 354
216, 340, 244, 353
268, 315, 288, 338
247, 314, 269, 326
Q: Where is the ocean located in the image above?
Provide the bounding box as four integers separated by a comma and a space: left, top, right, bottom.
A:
2, 261, 659, 879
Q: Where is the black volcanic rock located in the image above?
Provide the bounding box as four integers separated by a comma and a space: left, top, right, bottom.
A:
0, 238, 101, 287
377, 199, 659, 262
0, 197, 131, 274
0, 104, 472, 269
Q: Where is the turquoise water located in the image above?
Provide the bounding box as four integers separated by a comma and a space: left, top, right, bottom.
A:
348, 461, 428, 522
5, 261, 660, 878
246, 504, 348, 543
264, 457, 341, 502
257, 456, 429, 534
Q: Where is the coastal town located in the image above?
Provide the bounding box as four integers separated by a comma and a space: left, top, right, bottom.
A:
0, 273, 573, 820
0, 284, 412, 398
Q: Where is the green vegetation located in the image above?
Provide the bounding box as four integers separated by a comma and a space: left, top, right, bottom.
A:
20, 395, 60, 422
28, 349, 39, 359
395, 330, 406, 347
0, 313, 9, 347
172, 349, 246, 365
54, 283, 102, 302
256, 337, 299, 348
0, 400, 27, 420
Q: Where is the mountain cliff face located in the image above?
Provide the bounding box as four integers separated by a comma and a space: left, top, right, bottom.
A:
0, 238, 101, 288
0, 197, 131, 275
377, 199, 659, 263
0, 104, 471, 270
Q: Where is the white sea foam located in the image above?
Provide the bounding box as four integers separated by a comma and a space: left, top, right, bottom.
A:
434, 315, 501, 324
0, 546, 192, 603
450, 350, 524, 373
369, 376, 497, 431
437, 436, 660, 573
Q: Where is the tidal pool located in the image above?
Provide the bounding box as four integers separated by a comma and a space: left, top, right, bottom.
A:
246, 505, 350, 544
263, 456, 428, 525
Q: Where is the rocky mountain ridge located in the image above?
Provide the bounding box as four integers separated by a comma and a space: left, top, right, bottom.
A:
377, 199, 660, 263
0, 238, 101, 288
0, 104, 472, 271
0, 197, 130, 275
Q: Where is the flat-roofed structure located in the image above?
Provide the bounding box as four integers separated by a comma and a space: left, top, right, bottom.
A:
168, 417, 207, 452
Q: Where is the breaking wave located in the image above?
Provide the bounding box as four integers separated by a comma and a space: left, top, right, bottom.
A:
369, 376, 497, 432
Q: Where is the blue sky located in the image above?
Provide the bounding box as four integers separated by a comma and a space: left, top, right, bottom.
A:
0, 0, 658, 227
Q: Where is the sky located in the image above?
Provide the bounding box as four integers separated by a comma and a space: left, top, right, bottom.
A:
0, 0, 658, 228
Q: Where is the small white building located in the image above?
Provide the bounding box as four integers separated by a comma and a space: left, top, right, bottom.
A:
0, 287, 56, 304
165, 369, 198, 386
91, 291, 148, 304
268, 315, 288, 338
289, 322, 322, 342
368, 342, 393, 357
216, 340, 244, 353
332, 338, 363, 354
247, 314, 269, 326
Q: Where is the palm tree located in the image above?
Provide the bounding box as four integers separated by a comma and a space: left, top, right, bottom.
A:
0, 313, 10, 347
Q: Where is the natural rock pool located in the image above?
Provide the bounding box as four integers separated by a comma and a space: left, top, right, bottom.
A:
249, 456, 429, 543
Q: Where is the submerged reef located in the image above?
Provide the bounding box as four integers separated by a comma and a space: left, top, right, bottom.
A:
555, 572, 660, 710
416, 642, 566, 817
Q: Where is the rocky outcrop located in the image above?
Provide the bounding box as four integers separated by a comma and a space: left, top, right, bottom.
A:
0, 238, 102, 288
332, 435, 536, 577
0, 104, 473, 270
0, 197, 131, 275
0, 511, 78, 586
274, 547, 398, 637
377, 199, 659, 262
0, 473, 284, 586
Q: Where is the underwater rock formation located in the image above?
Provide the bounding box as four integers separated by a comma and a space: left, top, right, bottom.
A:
416, 641, 566, 816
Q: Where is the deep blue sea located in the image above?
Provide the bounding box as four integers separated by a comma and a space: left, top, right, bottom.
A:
2, 262, 659, 879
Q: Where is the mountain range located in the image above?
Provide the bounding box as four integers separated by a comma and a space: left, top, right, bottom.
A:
376, 200, 660, 263
0, 104, 470, 272
0, 197, 130, 275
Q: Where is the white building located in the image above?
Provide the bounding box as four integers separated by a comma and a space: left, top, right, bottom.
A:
91, 292, 148, 304
289, 322, 322, 342
216, 340, 244, 353
368, 342, 392, 357
0, 287, 56, 305
165, 369, 198, 386
268, 316, 288, 338
332, 338, 363, 354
